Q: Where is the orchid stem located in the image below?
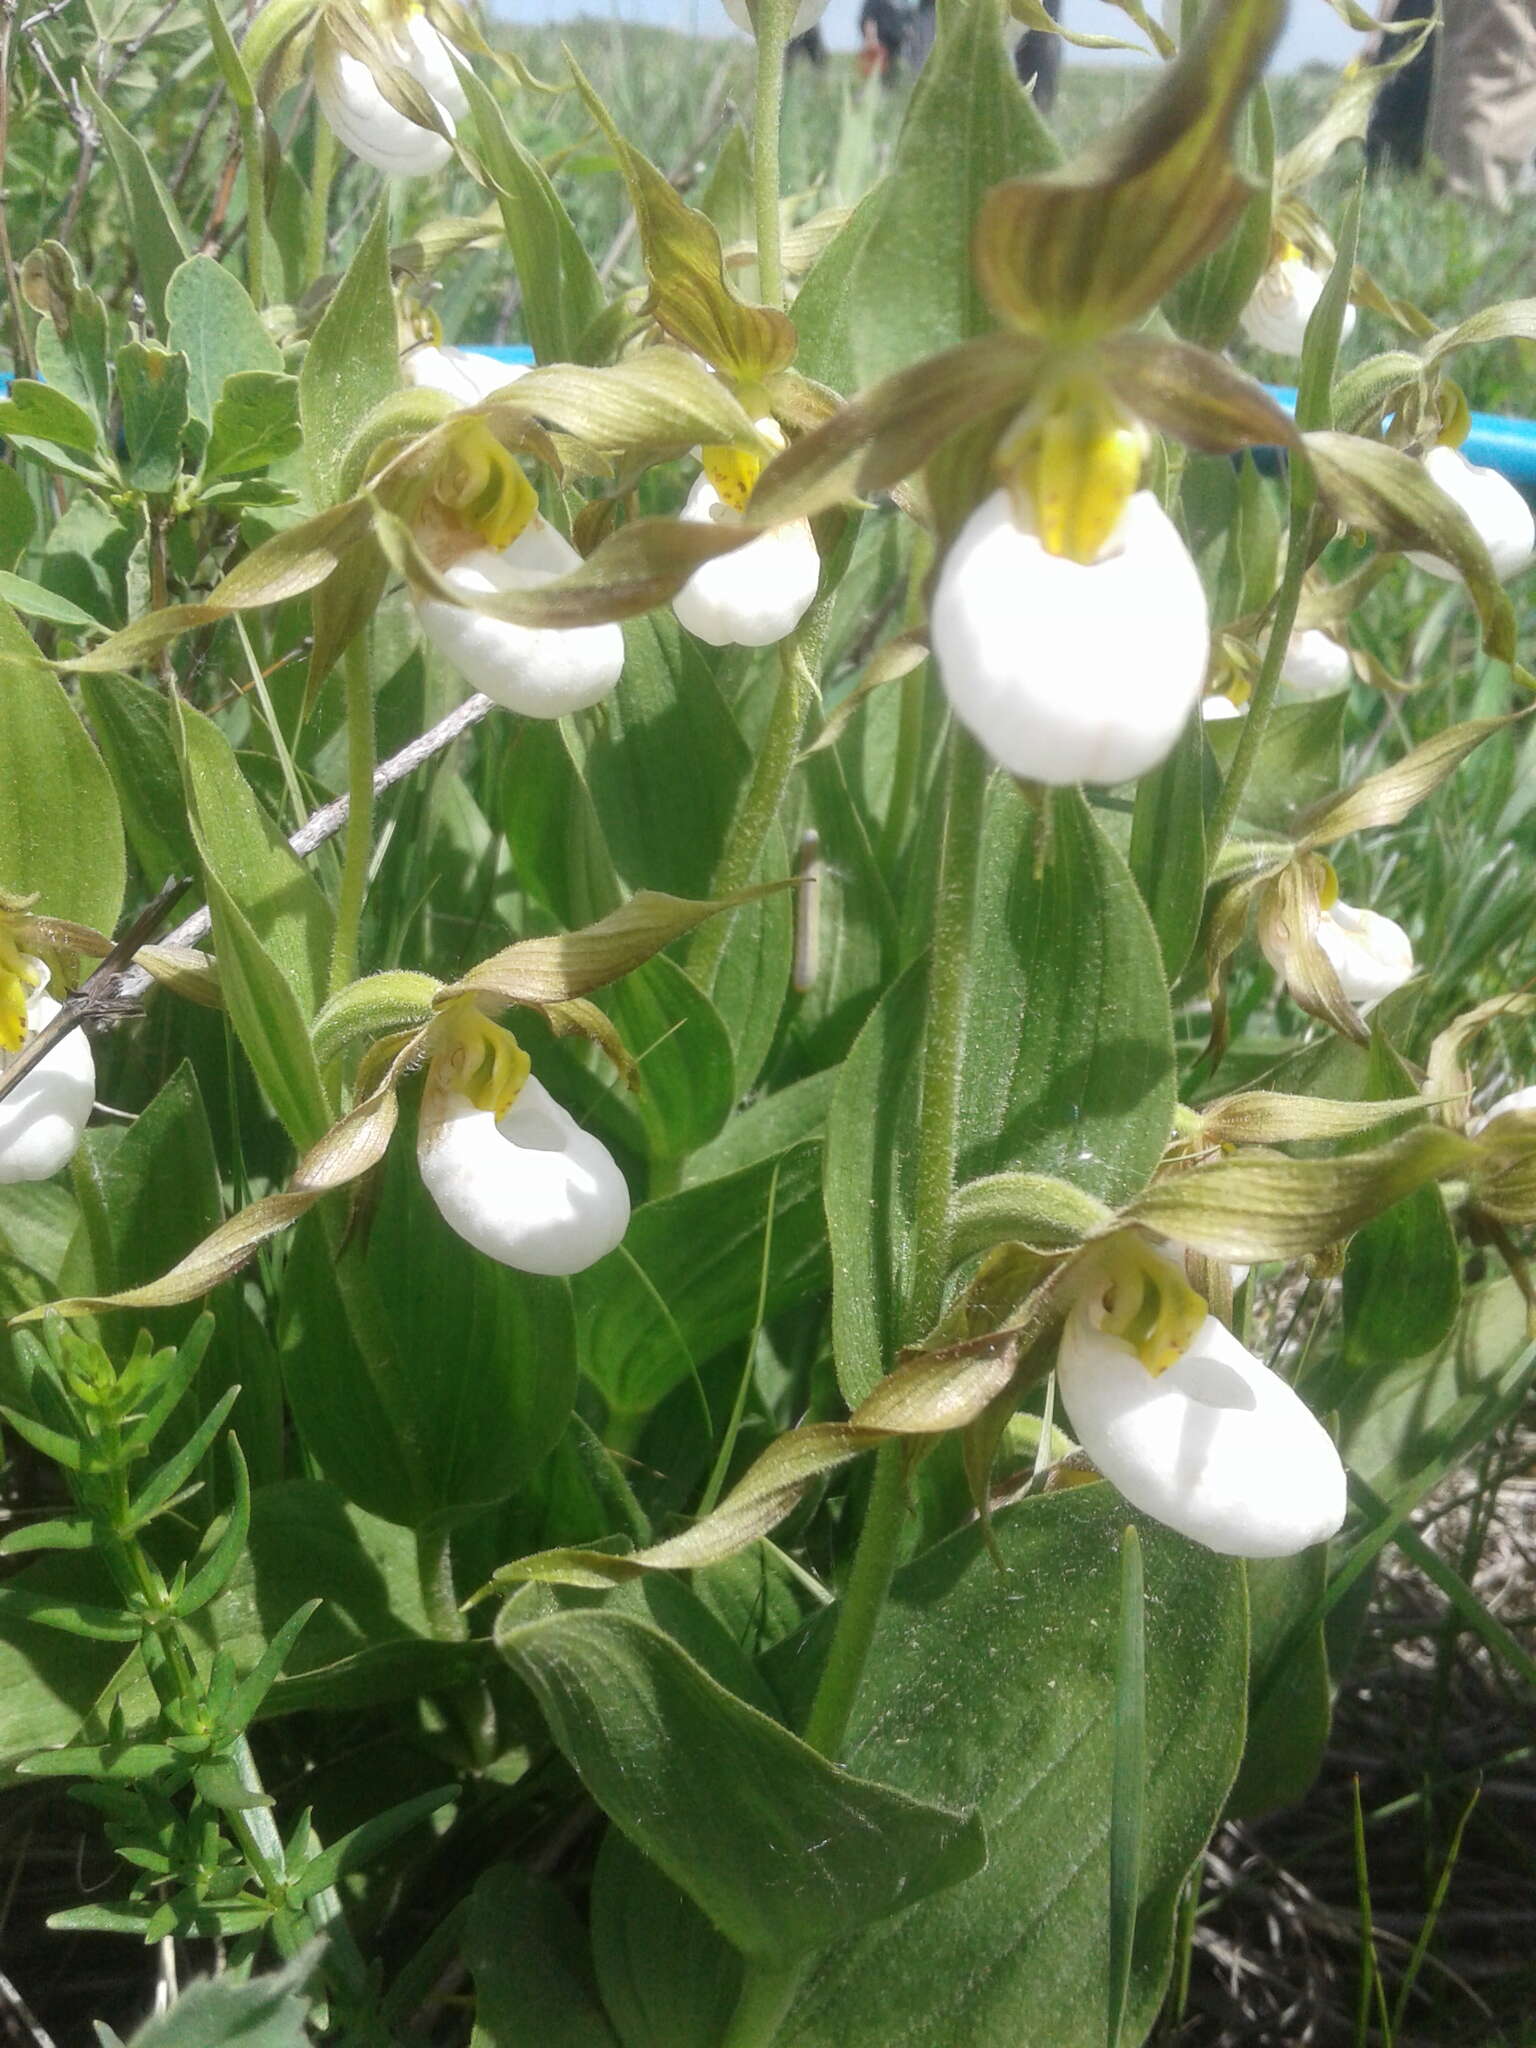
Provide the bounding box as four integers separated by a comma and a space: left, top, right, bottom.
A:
417, 1526, 467, 1642
720, 1959, 804, 2048
329, 634, 375, 997
724, 729, 991, 2048
751, 0, 793, 310
239, 97, 267, 308
904, 727, 990, 1337
804, 731, 990, 1749
686, 593, 830, 996
1207, 492, 1313, 859
306, 112, 336, 279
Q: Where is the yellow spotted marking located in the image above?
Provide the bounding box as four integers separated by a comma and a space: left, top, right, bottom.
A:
701, 443, 764, 513
1095, 1235, 1208, 1377
434, 996, 532, 1120
1000, 373, 1145, 566
0, 924, 41, 1057
436, 417, 539, 551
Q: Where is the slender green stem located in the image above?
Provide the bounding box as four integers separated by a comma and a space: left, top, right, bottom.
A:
800, 730, 991, 1765
239, 101, 267, 307
699, 1160, 781, 1516
306, 112, 336, 279
750, 0, 794, 311
329, 634, 375, 996
1207, 496, 1313, 859
416, 1525, 468, 1642
802, 1443, 907, 1756
686, 596, 831, 995
877, 661, 929, 875
721, 1958, 804, 2048
904, 728, 991, 1336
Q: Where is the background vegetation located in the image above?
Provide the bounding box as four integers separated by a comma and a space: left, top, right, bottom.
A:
1, 5, 1534, 2044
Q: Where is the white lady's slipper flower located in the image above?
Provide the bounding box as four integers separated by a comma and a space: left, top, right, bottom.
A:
315, 10, 467, 178
0, 945, 95, 1185
1405, 444, 1536, 585
1313, 897, 1414, 1012
931, 376, 1209, 785
410, 419, 625, 717
1239, 248, 1357, 358
417, 1001, 629, 1276
933, 492, 1210, 785
403, 344, 529, 409
1470, 1083, 1536, 1134
1201, 691, 1245, 722
672, 429, 820, 649
720, 0, 829, 37
415, 525, 626, 718
1056, 1239, 1346, 1558
1280, 627, 1352, 698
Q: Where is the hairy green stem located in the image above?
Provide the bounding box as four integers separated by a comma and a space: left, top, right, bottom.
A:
686, 595, 831, 995
720, 1958, 805, 2048
417, 1525, 468, 1642
330, 634, 375, 996
800, 733, 990, 1746
306, 112, 336, 279
723, 738, 990, 2048
1207, 496, 1313, 858
239, 100, 267, 307
750, 0, 794, 310
904, 729, 990, 1335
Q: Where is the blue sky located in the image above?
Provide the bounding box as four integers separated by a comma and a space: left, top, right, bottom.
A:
487, 0, 1369, 66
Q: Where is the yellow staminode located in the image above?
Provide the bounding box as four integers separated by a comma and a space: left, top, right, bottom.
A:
1315, 856, 1340, 912
1435, 380, 1471, 450
1093, 1234, 1208, 1377
0, 923, 41, 1057
434, 997, 531, 1120
435, 418, 539, 552
701, 443, 764, 514
1000, 374, 1146, 566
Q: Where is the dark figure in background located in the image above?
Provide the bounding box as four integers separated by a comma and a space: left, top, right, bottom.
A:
907, 0, 936, 72
787, 25, 826, 65
859, 0, 907, 81
1014, 0, 1063, 114
1365, 0, 1436, 171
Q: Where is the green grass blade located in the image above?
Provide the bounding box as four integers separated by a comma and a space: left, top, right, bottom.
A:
1107, 1523, 1146, 2048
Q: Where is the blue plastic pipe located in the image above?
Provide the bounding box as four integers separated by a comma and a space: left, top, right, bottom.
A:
1264, 382, 1536, 490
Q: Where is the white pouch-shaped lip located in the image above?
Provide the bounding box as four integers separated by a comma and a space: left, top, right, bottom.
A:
1239, 255, 1356, 358
1056, 1305, 1347, 1558
315, 14, 466, 177
0, 975, 96, 1185
416, 1076, 630, 1277
671, 473, 821, 649
413, 528, 625, 717
1470, 1083, 1536, 1135
930, 486, 1210, 787
403, 345, 530, 408
1406, 444, 1536, 585
1313, 898, 1414, 1012
1280, 626, 1352, 698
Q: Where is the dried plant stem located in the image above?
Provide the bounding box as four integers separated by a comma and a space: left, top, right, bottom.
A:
0, 696, 495, 1110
